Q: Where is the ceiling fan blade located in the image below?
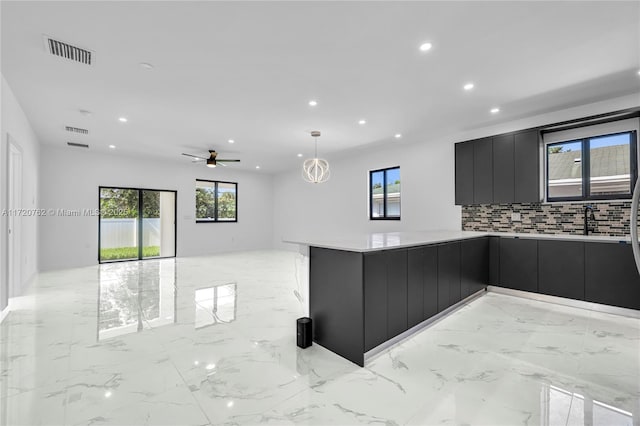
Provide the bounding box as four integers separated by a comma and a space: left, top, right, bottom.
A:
216, 159, 241, 162
182, 153, 203, 159
219, 162, 227, 167
192, 158, 205, 163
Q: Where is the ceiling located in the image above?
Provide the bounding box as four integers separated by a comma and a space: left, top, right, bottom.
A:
2, 1, 639, 173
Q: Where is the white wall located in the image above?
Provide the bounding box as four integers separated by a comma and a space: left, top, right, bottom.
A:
1, 75, 41, 307
39, 146, 273, 271
273, 93, 640, 249
273, 137, 461, 249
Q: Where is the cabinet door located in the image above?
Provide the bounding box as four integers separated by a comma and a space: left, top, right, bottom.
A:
387, 250, 408, 339
364, 252, 387, 351
423, 246, 439, 320
585, 242, 640, 310
438, 242, 461, 310
492, 134, 514, 204
455, 142, 474, 205
538, 240, 584, 300
489, 236, 500, 285
514, 131, 540, 203
499, 238, 538, 293
461, 238, 489, 298
473, 138, 493, 204
407, 248, 424, 329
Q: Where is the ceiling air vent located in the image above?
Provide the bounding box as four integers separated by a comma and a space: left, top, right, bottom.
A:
44, 36, 92, 65
67, 142, 89, 148
65, 126, 89, 135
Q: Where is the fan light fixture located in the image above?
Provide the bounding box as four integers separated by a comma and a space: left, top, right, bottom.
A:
302, 131, 330, 184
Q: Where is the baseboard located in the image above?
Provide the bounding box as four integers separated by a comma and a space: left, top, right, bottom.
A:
487, 286, 640, 319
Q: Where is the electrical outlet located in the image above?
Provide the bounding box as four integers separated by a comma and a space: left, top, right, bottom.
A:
511, 212, 521, 222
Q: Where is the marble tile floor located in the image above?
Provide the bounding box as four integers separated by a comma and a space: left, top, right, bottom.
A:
1, 250, 639, 426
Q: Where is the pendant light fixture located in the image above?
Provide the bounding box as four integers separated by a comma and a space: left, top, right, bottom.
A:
302, 130, 330, 183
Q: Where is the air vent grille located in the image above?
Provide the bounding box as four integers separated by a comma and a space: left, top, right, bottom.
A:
45, 36, 92, 65
65, 126, 89, 135
67, 142, 89, 148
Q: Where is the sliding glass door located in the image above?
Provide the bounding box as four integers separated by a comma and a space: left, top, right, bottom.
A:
99, 187, 176, 263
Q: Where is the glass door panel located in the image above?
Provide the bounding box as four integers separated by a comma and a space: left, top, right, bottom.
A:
141, 190, 176, 259
99, 188, 140, 262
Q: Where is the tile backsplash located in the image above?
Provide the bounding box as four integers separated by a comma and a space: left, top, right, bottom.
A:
461, 202, 632, 236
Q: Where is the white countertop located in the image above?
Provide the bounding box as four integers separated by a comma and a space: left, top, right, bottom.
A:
283, 230, 631, 252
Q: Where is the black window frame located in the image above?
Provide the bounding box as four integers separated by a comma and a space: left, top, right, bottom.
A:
545, 130, 637, 202
195, 179, 238, 223
369, 166, 401, 220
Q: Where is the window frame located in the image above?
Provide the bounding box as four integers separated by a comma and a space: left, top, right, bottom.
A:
369, 166, 401, 221
195, 179, 238, 223
545, 130, 637, 202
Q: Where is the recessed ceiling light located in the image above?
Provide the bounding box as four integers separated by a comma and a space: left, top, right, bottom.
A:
490, 107, 500, 114
139, 62, 154, 69
256, 165, 260, 169
228, 139, 235, 144
358, 119, 367, 125
308, 100, 318, 106
394, 133, 402, 139
227, 401, 234, 408
419, 42, 432, 52
637, 69, 640, 76
463, 83, 474, 91
79, 109, 92, 116
118, 117, 128, 123
108, 144, 116, 149
104, 391, 112, 398
297, 153, 303, 157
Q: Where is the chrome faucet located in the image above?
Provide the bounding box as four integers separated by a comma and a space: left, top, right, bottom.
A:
584, 205, 596, 235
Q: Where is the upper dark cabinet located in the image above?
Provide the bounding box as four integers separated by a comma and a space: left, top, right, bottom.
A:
455, 129, 541, 205
492, 134, 515, 204
473, 138, 493, 204
455, 142, 474, 205
514, 131, 540, 203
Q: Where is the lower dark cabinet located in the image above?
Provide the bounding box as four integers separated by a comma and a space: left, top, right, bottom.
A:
538, 240, 584, 300
438, 242, 461, 311
407, 246, 438, 329
461, 238, 489, 298
489, 237, 500, 285
585, 242, 640, 311
387, 250, 408, 339
364, 252, 387, 352
499, 238, 538, 293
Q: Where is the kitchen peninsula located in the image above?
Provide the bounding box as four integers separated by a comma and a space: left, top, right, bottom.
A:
287, 230, 640, 366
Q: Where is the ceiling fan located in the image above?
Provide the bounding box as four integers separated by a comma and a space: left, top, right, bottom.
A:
181, 150, 241, 168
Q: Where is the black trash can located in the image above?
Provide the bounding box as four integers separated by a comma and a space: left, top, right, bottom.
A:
296, 317, 312, 349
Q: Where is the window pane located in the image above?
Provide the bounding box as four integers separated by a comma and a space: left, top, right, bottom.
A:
386, 168, 400, 218
217, 182, 237, 221
196, 180, 216, 221
589, 133, 632, 196
371, 171, 384, 218
547, 140, 582, 199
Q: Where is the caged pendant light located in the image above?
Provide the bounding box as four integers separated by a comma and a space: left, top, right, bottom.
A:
302, 130, 330, 183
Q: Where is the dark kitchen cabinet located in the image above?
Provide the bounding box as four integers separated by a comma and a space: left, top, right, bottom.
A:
461, 238, 489, 298
499, 238, 538, 293
492, 134, 515, 203
364, 252, 387, 351
514, 131, 540, 203
585, 242, 640, 311
438, 242, 461, 310
386, 250, 408, 339
489, 236, 500, 285
455, 142, 474, 205
408, 246, 439, 329
538, 240, 585, 300
407, 248, 424, 329
473, 138, 493, 204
